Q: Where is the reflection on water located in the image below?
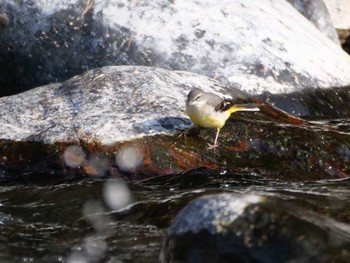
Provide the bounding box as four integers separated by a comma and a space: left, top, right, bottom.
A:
0, 181, 163, 263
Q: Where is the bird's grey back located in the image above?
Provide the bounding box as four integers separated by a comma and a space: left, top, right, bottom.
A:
201, 91, 223, 107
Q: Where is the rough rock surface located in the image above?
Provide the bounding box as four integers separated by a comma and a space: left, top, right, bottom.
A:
1, 0, 350, 94
0, 66, 248, 144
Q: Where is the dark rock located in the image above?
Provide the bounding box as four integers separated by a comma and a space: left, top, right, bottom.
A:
342, 33, 350, 54
257, 85, 350, 118
160, 193, 350, 263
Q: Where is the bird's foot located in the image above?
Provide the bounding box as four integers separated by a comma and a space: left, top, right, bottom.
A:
178, 126, 194, 138
178, 129, 189, 139
207, 143, 218, 150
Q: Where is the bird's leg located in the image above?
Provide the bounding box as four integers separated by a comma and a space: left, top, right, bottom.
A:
207, 128, 220, 149
178, 125, 195, 138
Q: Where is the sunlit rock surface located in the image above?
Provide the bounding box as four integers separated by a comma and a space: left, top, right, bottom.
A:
160, 193, 350, 263
0, 65, 349, 182
0, 66, 243, 144
323, 0, 350, 53
1, 0, 350, 94
324, 0, 350, 30
287, 0, 339, 44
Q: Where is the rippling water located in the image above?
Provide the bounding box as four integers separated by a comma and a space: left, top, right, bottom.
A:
0, 119, 349, 262
1, 176, 350, 262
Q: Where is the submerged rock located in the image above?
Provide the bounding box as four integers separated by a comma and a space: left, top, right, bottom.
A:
1, 0, 350, 94
160, 193, 350, 263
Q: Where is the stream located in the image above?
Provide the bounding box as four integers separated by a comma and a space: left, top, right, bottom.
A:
0, 116, 349, 263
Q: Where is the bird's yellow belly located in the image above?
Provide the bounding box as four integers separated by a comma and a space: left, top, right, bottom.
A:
187, 111, 229, 128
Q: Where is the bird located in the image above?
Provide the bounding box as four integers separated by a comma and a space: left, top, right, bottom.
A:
185, 88, 259, 149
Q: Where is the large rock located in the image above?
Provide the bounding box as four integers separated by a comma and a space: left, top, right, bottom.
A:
1, 0, 350, 94
2, 64, 349, 145
324, 0, 350, 30
323, 0, 350, 53
287, 0, 340, 44
0, 66, 245, 144
160, 193, 350, 263
0, 65, 349, 182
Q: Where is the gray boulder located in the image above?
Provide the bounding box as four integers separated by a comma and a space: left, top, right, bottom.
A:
1, 0, 350, 94
287, 0, 340, 44
0, 66, 348, 181
0, 66, 244, 144
324, 0, 350, 30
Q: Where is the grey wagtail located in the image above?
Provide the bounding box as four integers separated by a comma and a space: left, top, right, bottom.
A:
185, 89, 260, 149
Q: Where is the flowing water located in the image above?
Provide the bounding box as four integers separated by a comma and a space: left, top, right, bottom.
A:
0, 119, 349, 262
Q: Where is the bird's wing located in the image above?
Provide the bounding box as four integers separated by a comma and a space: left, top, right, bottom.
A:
214, 99, 235, 112
203, 92, 224, 108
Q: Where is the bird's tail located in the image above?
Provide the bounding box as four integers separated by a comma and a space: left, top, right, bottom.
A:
227, 103, 260, 114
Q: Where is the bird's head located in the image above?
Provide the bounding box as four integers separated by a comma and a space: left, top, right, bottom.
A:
187, 89, 205, 105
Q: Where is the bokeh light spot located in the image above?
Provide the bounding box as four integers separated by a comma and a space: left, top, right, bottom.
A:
115, 145, 143, 172
84, 154, 109, 177
104, 179, 132, 211
63, 145, 86, 168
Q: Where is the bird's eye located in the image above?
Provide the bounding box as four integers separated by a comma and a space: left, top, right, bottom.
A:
194, 95, 200, 101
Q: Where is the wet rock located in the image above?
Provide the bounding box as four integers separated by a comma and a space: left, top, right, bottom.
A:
160, 193, 350, 263
1, 0, 350, 94
257, 85, 350, 118
0, 66, 349, 183
0, 12, 9, 28
1, 111, 349, 183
